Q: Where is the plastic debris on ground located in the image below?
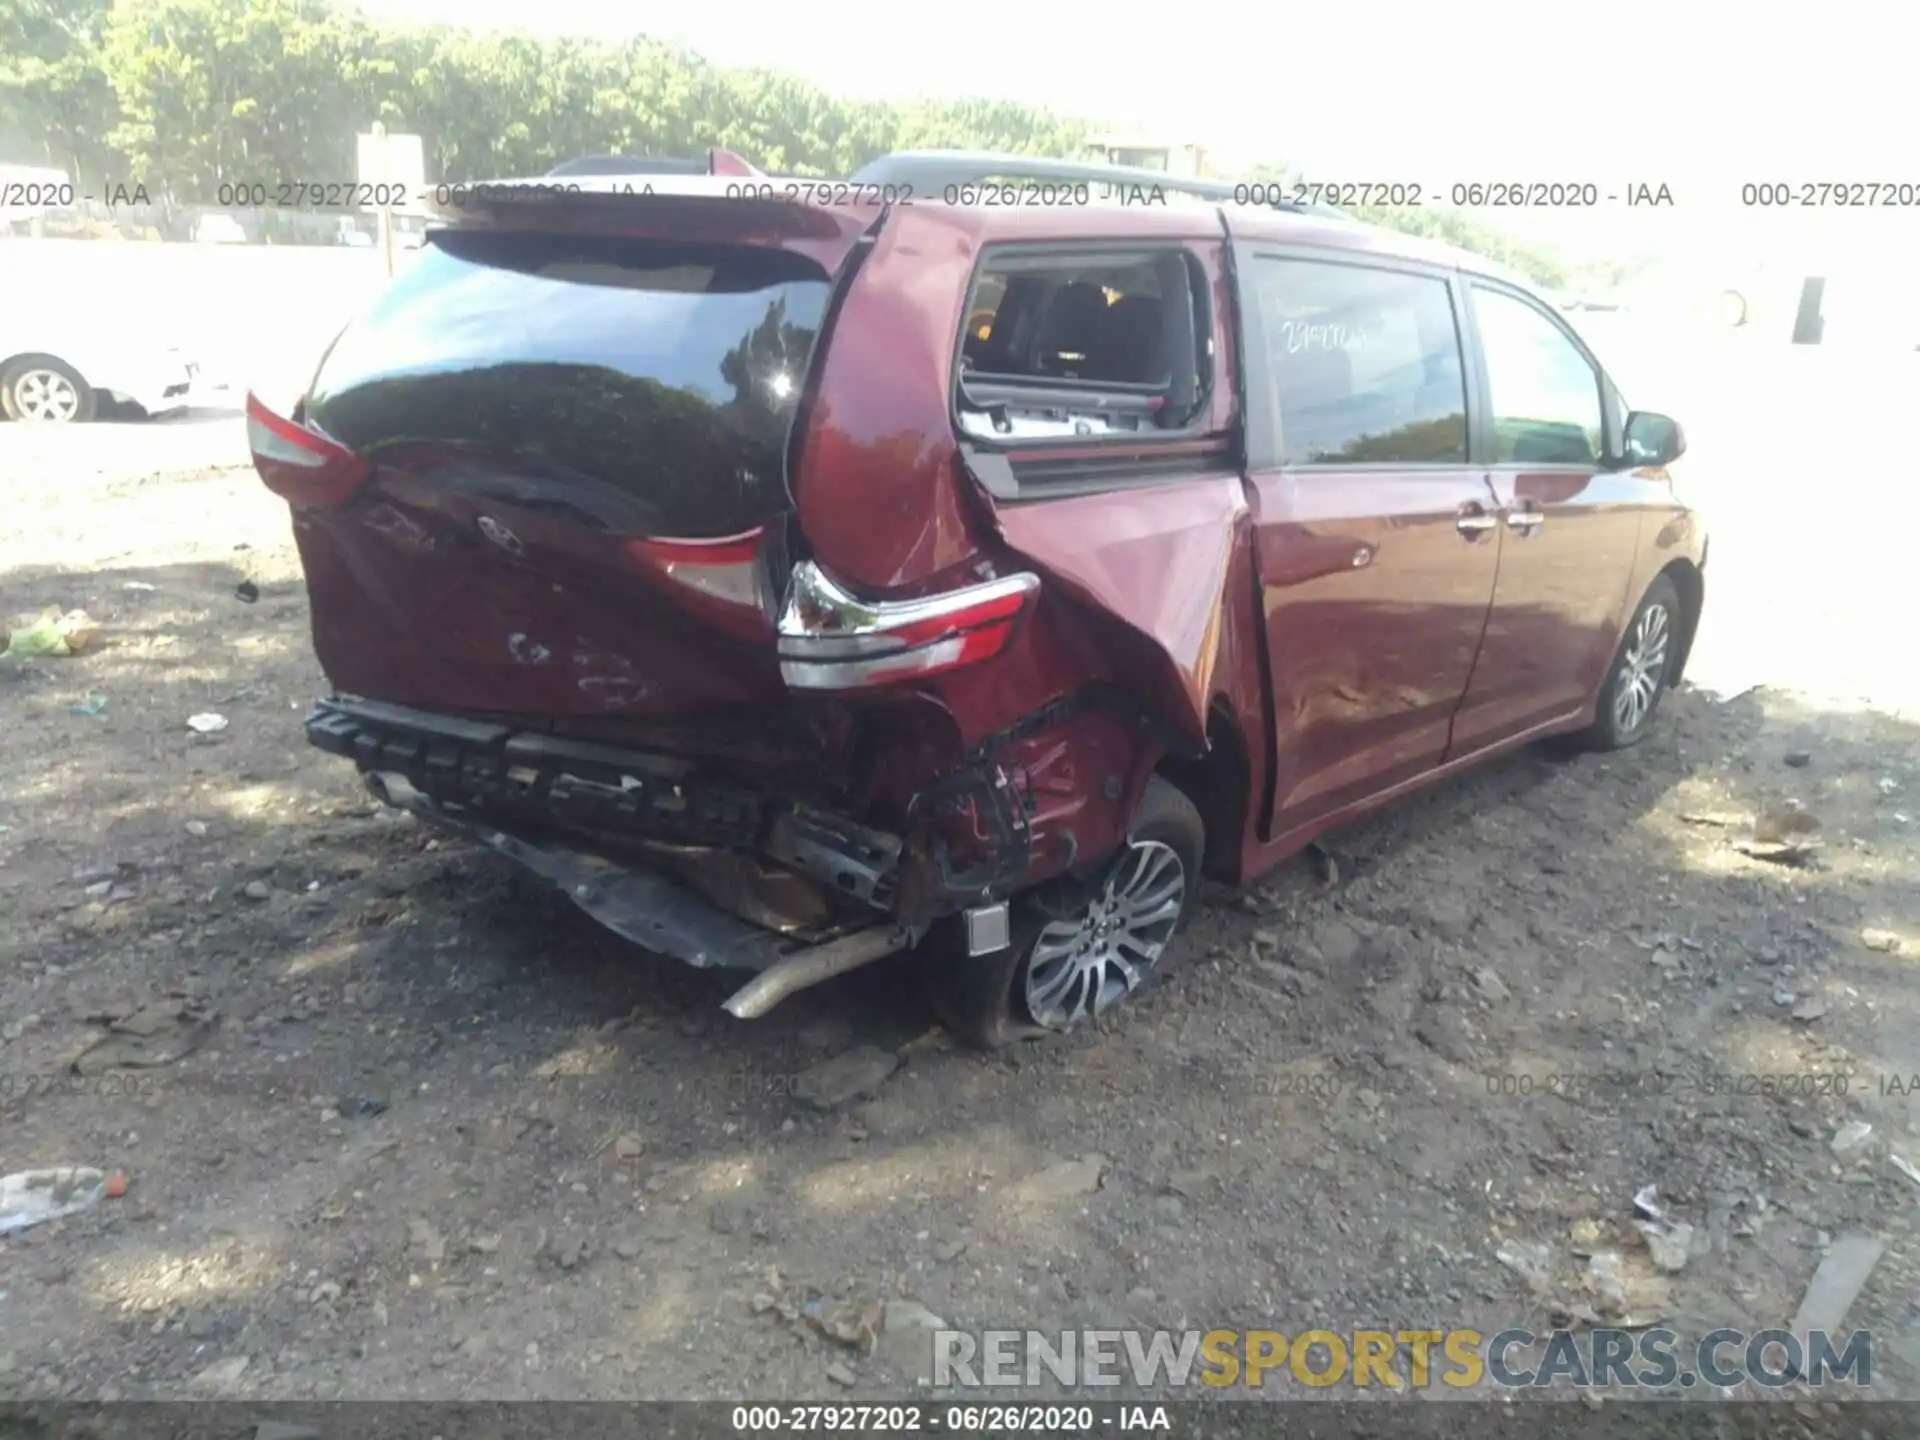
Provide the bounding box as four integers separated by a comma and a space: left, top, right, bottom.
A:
70, 694, 108, 716
0, 1166, 116, 1234
1687, 679, 1758, 705
1831, 1121, 1875, 1159
1790, 1233, 1885, 1337
1735, 804, 1824, 866
2, 609, 103, 660
1635, 1219, 1695, 1273
186, 713, 230, 733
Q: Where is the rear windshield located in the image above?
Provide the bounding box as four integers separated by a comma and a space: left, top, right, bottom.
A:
305, 230, 832, 536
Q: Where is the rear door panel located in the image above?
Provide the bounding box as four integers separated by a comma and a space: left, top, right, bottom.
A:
1230, 238, 1501, 840
1247, 467, 1500, 831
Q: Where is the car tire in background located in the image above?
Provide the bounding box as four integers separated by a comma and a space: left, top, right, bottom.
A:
1, 355, 97, 423
924, 776, 1206, 1049
1578, 573, 1682, 751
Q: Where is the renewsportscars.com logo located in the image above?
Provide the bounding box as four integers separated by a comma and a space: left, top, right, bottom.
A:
934, 1327, 1872, 1391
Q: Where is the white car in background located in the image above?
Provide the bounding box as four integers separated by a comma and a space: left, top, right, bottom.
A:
193, 212, 249, 245
0, 162, 75, 236
1, 312, 199, 423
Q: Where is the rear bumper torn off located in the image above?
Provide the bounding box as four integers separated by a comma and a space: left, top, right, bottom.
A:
365, 771, 922, 1017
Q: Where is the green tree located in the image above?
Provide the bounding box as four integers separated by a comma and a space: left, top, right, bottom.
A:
29, 0, 1579, 286
0, 0, 117, 181
98, 0, 369, 195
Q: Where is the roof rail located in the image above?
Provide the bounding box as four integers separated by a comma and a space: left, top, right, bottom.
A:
846, 150, 1352, 220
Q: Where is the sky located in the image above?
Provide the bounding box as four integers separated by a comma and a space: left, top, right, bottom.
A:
354, 0, 1913, 268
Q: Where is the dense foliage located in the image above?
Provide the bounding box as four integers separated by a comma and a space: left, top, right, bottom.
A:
1, 0, 1576, 285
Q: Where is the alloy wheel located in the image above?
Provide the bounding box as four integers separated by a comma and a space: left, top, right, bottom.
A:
13, 368, 82, 422
1023, 839, 1187, 1030
1613, 601, 1670, 734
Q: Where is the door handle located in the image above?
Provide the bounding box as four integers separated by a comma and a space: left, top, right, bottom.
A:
1456, 503, 1497, 537
1505, 507, 1545, 534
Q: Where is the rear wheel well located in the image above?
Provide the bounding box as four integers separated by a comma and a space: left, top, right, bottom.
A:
1657, 558, 1703, 685
1154, 699, 1248, 884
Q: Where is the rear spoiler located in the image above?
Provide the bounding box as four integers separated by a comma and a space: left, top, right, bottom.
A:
544, 148, 768, 180
431, 148, 816, 211
422, 148, 882, 254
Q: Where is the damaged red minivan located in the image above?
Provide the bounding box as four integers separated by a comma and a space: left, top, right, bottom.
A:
252, 149, 1705, 1047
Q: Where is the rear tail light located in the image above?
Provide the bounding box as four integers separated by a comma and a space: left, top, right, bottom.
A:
246, 392, 367, 506
621, 530, 777, 640
777, 560, 1040, 690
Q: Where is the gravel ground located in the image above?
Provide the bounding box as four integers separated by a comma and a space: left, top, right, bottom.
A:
1, 375, 1916, 1404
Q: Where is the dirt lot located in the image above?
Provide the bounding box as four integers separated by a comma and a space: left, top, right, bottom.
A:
1, 408, 1917, 1404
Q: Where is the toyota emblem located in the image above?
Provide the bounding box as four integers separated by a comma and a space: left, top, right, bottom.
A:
477, 515, 524, 554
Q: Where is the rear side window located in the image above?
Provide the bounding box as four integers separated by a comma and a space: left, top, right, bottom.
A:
956, 248, 1210, 441
1254, 258, 1468, 467
305, 230, 831, 536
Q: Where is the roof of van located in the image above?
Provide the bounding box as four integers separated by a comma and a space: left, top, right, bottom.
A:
1223, 206, 1535, 287
455, 169, 1540, 292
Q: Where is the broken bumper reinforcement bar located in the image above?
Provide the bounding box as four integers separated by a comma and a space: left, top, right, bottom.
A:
365, 771, 923, 1019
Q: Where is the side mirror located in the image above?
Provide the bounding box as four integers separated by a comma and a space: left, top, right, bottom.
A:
1622, 411, 1685, 468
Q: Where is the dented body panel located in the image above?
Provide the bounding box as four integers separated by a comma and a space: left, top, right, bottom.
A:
988, 475, 1244, 747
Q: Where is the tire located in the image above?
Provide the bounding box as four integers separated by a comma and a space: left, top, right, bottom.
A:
1578, 573, 1681, 751
1, 357, 96, 424
924, 775, 1205, 1050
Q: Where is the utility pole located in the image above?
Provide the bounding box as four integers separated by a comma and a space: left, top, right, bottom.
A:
357, 121, 420, 279
372, 121, 396, 280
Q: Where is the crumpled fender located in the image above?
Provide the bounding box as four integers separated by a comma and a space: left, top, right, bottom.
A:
985, 475, 1246, 747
